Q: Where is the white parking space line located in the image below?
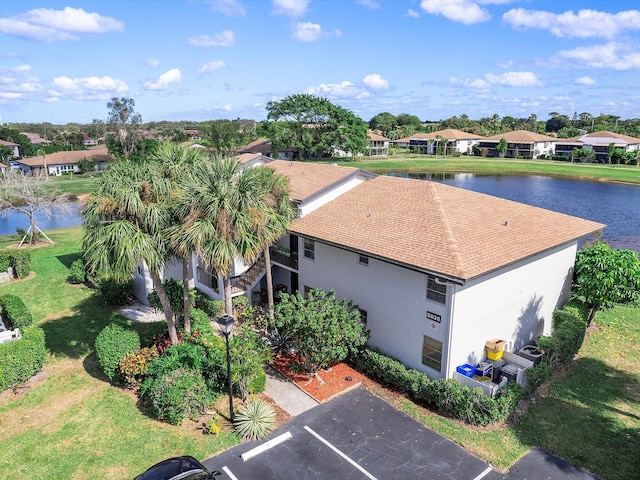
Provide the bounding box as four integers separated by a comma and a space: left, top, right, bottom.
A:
304, 426, 378, 480
471, 466, 493, 480
222, 465, 239, 480
241, 431, 293, 461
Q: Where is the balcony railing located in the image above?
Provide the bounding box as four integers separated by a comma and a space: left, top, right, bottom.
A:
269, 246, 298, 269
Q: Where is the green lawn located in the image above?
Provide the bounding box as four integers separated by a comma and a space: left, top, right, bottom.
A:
0, 228, 239, 480
0, 227, 638, 480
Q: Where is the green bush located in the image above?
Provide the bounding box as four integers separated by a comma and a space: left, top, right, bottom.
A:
194, 292, 224, 318
232, 295, 252, 322
351, 348, 527, 426
248, 367, 267, 395
117, 347, 159, 389
0, 252, 11, 272
525, 361, 552, 392
67, 259, 86, 284
98, 277, 133, 306
0, 294, 33, 329
538, 307, 588, 367
0, 326, 47, 390
11, 250, 31, 279
233, 398, 276, 440
94, 324, 141, 382
140, 368, 213, 425
230, 326, 272, 401
189, 308, 216, 336
147, 278, 195, 319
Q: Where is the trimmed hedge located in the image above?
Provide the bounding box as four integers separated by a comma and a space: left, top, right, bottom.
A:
351, 348, 526, 426
538, 304, 588, 367
0, 250, 31, 279
0, 294, 33, 329
95, 324, 141, 382
0, 326, 47, 390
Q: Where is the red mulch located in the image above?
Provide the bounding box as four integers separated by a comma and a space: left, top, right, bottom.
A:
270, 352, 366, 403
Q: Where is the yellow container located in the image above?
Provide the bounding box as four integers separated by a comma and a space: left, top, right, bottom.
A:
486, 349, 504, 360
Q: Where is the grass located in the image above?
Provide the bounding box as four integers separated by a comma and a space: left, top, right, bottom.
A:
0, 227, 239, 479
49, 173, 98, 197
0, 226, 638, 479
329, 155, 640, 185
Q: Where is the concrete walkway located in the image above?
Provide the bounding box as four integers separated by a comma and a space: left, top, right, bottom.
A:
264, 365, 318, 416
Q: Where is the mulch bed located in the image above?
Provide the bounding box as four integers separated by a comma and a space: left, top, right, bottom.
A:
270, 352, 366, 403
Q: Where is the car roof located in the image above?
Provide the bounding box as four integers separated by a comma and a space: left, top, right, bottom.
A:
134, 456, 208, 480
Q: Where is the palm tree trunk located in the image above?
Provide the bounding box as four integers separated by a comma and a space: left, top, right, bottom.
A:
264, 246, 275, 318
182, 257, 191, 334
223, 275, 233, 315
151, 271, 178, 344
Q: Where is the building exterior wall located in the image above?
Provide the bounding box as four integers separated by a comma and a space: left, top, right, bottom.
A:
445, 242, 576, 378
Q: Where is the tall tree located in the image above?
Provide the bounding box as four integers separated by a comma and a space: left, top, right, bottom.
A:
204, 119, 256, 157
106, 97, 143, 158
368, 112, 397, 137
82, 160, 180, 344
266, 93, 367, 160
170, 157, 289, 315
0, 170, 70, 245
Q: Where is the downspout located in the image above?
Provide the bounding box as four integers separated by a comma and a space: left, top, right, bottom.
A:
445, 283, 457, 379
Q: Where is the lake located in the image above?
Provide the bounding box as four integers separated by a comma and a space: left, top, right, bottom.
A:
387, 173, 640, 252
0, 202, 83, 236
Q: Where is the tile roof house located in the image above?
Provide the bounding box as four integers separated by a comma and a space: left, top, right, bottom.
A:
0, 139, 20, 158
366, 131, 389, 157
478, 130, 557, 158
392, 129, 482, 155
15, 145, 112, 175
555, 131, 640, 163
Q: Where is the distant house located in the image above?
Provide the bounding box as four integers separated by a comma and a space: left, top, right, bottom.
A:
14, 145, 112, 175
555, 131, 640, 163
238, 138, 299, 160
394, 129, 482, 155
478, 130, 556, 158
0, 139, 20, 158
366, 131, 389, 157
20, 132, 50, 145
185, 129, 202, 141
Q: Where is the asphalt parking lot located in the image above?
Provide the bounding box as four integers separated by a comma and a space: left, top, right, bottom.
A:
203, 387, 503, 480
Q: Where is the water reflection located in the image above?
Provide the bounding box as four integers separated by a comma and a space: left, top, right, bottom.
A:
0, 202, 83, 236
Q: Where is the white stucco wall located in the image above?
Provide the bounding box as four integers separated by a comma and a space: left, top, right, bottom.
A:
297, 239, 450, 379
445, 242, 577, 378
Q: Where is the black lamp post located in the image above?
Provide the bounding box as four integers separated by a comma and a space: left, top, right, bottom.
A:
217, 313, 235, 421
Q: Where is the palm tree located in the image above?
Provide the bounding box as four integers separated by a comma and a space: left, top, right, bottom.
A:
150, 143, 207, 334
82, 160, 180, 344
169, 157, 285, 315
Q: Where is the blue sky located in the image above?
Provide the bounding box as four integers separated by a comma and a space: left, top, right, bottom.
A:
2, 0, 640, 125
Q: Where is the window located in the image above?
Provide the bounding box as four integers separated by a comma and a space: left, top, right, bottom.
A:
422, 335, 443, 371
303, 239, 315, 260
426, 275, 446, 304
358, 309, 368, 327
358, 255, 369, 266
136, 265, 143, 276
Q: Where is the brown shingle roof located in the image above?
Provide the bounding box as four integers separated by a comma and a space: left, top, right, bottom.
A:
17, 145, 111, 167
367, 131, 389, 141
424, 129, 483, 140
290, 175, 604, 281
582, 131, 640, 143
482, 130, 557, 143
266, 160, 366, 203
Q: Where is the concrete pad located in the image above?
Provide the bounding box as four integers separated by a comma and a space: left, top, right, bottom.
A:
264, 365, 318, 416
505, 448, 601, 480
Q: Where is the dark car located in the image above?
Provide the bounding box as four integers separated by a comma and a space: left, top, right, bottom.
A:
134, 455, 221, 480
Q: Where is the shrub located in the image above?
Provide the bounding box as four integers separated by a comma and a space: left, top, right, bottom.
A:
233, 398, 276, 440
351, 347, 527, 426
0, 294, 33, 329
189, 308, 216, 337
525, 361, 552, 392
230, 326, 272, 401
141, 368, 213, 425
0, 252, 11, 272
248, 368, 267, 395
67, 259, 86, 284
194, 291, 224, 318
0, 326, 47, 390
147, 278, 195, 319
117, 347, 160, 389
9, 250, 31, 279
232, 295, 252, 323
98, 277, 133, 306
95, 324, 141, 382
538, 306, 588, 368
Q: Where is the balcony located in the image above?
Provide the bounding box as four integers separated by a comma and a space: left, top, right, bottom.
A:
269, 246, 298, 270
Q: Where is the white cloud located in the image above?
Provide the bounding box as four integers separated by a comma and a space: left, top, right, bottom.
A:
273, 0, 309, 18
575, 76, 596, 85
306, 81, 365, 99
146, 58, 160, 68
503, 8, 640, 39
0, 6, 123, 42
207, 0, 246, 16
420, 0, 491, 25
556, 42, 640, 70
450, 71, 542, 89
188, 31, 235, 47
198, 60, 227, 74
49, 75, 128, 100
144, 69, 182, 90
0, 64, 43, 100
406, 9, 420, 19
363, 73, 389, 90
357, 0, 381, 9
293, 22, 322, 42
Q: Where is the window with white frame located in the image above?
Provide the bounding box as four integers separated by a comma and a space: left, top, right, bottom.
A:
426, 275, 446, 304
303, 239, 315, 260
422, 335, 443, 371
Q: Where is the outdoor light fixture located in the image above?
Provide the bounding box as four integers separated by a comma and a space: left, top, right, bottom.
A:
216, 313, 235, 421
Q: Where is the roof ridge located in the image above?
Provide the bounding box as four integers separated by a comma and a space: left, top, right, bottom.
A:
427, 182, 466, 278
